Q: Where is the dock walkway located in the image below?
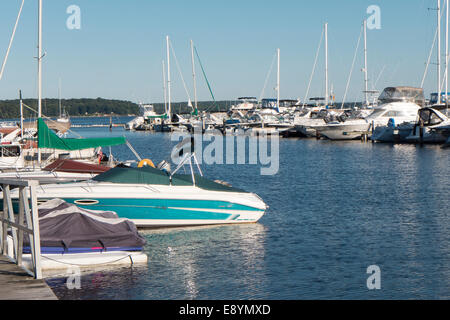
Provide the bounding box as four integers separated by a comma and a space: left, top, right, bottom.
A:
0, 255, 57, 300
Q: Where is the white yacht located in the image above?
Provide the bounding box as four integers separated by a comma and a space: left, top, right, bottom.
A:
125, 104, 159, 130
314, 87, 424, 140
230, 97, 258, 113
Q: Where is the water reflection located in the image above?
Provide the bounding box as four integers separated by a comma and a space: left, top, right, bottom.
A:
46, 125, 450, 299
48, 223, 267, 300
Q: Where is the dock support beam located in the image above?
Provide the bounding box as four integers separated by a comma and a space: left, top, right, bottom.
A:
0, 179, 42, 279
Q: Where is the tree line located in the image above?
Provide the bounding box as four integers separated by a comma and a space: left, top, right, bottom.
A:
0, 98, 139, 119
0, 98, 239, 119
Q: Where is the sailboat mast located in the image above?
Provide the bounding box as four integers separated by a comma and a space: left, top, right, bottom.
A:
162, 60, 167, 115
277, 48, 280, 111
191, 40, 198, 112
325, 22, 329, 107
166, 35, 171, 122
446, 0, 449, 105
438, 0, 442, 104
20, 90, 23, 138
58, 78, 62, 117
38, 0, 43, 118
363, 20, 369, 107
37, 0, 43, 165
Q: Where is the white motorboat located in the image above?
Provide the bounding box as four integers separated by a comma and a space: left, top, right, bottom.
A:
4, 151, 268, 228
126, 104, 164, 130
230, 97, 258, 113
314, 87, 424, 140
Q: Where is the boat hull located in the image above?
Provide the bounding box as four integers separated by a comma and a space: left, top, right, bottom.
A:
4, 182, 267, 228
60, 197, 266, 227
315, 123, 370, 140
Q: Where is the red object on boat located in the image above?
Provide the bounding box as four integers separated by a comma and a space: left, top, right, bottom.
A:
23, 140, 38, 149
43, 159, 111, 174
0, 127, 18, 136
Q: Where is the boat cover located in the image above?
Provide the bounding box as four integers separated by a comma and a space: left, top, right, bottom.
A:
378, 87, 425, 106
37, 118, 126, 150
43, 159, 111, 174
92, 166, 245, 193
23, 199, 146, 254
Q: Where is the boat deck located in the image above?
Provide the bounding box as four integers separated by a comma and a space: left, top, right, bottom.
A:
0, 255, 57, 300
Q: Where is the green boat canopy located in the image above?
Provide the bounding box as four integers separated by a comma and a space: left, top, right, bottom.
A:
38, 118, 126, 150
93, 166, 245, 193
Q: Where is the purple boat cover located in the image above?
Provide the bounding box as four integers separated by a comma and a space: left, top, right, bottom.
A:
24, 199, 146, 253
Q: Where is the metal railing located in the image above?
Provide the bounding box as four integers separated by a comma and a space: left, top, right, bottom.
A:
0, 179, 42, 279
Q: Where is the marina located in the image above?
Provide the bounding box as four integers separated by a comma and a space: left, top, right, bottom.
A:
0, 0, 449, 303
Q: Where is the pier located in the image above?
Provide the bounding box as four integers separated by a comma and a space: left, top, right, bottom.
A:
0, 255, 57, 300
0, 179, 57, 300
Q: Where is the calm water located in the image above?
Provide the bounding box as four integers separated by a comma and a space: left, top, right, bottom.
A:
46, 118, 450, 299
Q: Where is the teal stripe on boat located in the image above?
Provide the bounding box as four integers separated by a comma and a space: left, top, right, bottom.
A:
63, 198, 260, 212
63, 199, 233, 220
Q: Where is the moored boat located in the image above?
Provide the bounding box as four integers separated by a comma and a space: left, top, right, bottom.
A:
5, 153, 268, 228
315, 87, 424, 140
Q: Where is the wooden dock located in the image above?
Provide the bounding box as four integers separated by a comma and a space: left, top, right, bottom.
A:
0, 255, 57, 300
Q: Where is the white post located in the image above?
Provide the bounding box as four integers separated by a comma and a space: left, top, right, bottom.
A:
438, 0, 442, 104
363, 20, 369, 107
191, 39, 198, 113
166, 36, 172, 123
29, 184, 42, 280
277, 48, 280, 111
325, 23, 329, 107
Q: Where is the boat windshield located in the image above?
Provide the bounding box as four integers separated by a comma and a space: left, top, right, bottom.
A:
378, 87, 424, 106
366, 108, 386, 119
238, 97, 257, 102
140, 105, 154, 115
419, 108, 445, 126
0, 145, 20, 157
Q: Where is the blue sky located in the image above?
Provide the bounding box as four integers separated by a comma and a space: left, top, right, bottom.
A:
0, 0, 442, 104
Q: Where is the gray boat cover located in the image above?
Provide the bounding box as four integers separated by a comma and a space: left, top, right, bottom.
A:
24, 199, 146, 253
